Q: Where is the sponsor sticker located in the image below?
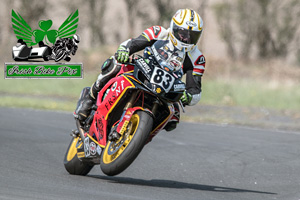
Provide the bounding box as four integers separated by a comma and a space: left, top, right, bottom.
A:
89, 142, 96, 155
195, 55, 205, 66
174, 83, 185, 91
186, 21, 197, 27
137, 58, 151, 74
153, 26, 161, 36
111, 82, 118, 91
84, 137, 90, 157
96, 145, 102, 155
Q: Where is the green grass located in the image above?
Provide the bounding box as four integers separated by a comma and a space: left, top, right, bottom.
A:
0, 96, 75, 111
0, 70, 97, 111
0, 73, 98, 98
201, 79, 300, 110
1, 69, 299, 112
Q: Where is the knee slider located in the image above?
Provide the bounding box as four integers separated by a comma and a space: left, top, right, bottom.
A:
79, 87, 91, 101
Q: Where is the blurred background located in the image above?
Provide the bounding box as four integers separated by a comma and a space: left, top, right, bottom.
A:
0, 0, 300, 130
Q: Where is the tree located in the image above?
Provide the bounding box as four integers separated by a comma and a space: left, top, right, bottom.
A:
124, 0, 138, 38
153, 0, 174, 27
88, 0, 107, 47
213, 2, 237, 60
18, 0, 48, 23
213, 0, 300, 61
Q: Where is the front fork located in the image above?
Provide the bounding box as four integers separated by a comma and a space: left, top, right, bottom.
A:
108, 90, 139, 141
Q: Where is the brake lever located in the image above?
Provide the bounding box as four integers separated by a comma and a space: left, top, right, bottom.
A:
179, 100, 185, 113
113, 54, 135, 66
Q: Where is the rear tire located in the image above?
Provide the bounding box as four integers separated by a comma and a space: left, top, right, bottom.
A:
64, 137, 94, 175
43, 56, 49, 61
100, 111, 153, 176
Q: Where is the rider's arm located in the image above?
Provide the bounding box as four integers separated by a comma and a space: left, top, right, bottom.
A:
120, 26, 168, 55
120, 36, 154, 55
185, 70, 202, 106
183, 52, 206, 106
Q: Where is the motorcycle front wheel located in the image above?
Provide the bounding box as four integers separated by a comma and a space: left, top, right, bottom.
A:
54, 49, 66, 62
64, 137, 94, 175
100, 111, 153, 176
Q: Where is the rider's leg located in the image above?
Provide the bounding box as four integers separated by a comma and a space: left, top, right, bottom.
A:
74, 87, 94, 122
164, 103, 180, 132
75, 57, 121, 123
89, 57, 121, 100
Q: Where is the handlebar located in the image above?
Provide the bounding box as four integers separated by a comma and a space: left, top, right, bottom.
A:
179, 100, 186, 113
113, 54, 136, 66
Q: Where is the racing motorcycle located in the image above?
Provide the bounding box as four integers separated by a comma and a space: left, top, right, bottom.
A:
51, 38, 78, 62
64, 40, 186, 176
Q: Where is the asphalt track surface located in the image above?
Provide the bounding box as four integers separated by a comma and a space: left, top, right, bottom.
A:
1, 107, 300, 200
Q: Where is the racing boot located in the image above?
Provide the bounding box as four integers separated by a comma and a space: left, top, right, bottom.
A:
164, 103, 180, 132
75, 57, 122, 124
75, 57, 121, 123
74, 87, 95, 123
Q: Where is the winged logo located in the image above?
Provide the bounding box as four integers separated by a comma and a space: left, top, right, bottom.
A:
11, 9, 79, 46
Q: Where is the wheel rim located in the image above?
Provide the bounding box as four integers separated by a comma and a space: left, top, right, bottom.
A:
102, 114, 140, 164
66, 137, 79, 161
55, 49, 65, 61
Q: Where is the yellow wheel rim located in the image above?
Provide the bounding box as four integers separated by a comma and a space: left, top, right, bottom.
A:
66, 137, 79, 161
103, 114, 140, 164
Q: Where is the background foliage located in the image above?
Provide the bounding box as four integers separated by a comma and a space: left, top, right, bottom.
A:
0, 0, 299, 126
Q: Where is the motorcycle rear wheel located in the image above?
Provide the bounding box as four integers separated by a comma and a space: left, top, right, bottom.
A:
64, 137, 94, 175
100, 111, 153, 176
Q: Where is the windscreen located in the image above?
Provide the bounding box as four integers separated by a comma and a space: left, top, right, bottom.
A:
150, 40, 185, 72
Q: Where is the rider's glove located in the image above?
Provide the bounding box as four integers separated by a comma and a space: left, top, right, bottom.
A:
180, 90, 192, 106
116, 45, 130, 63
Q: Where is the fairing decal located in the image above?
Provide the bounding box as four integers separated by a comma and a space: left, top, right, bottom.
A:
88, 74, 135, 147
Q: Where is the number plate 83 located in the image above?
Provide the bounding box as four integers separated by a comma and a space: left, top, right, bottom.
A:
150, 67, 175, 92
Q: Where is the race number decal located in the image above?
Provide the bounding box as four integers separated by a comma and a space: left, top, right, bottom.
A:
150, 67, 175, 92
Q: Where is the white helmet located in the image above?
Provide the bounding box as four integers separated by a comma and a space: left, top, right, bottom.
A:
72, 34, 80, 44
169, 9, 203, 51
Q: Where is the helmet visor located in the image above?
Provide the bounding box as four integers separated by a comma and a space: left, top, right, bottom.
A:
172, 23, 202, 45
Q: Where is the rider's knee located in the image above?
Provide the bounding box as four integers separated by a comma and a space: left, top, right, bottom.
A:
101, 58, 114, 75
95, 58, 121, 88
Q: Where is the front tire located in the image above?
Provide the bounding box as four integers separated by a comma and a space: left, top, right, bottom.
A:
64, 137, 94, 175
54, 49, 66, 62
100, 111, 153, 176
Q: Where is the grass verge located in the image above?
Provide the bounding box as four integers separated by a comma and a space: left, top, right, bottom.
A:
1, 71, 300, 112
201, 78, 300, 111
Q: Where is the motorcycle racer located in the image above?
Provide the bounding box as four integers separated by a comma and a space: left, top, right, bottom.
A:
51, 34, 80, 61
75, 9, 205, 131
